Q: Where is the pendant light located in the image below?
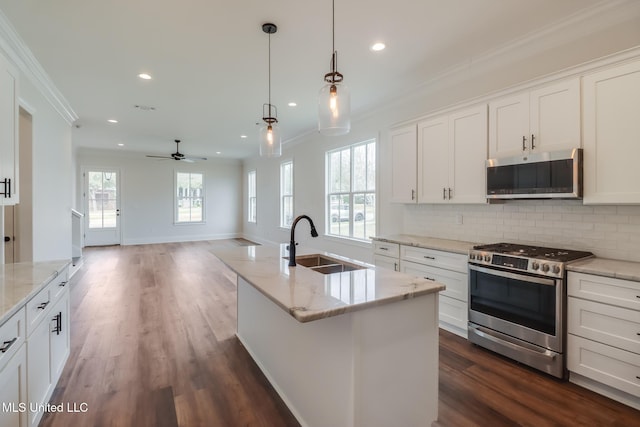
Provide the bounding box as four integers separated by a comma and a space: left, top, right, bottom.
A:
318, 0, 351, 136
259, 23, 282, 157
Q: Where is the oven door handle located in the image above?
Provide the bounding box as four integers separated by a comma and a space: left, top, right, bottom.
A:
469, 264, 557, 287
469, 324, 557, 362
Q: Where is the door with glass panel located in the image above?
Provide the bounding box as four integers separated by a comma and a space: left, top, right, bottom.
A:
84, 169, 121, 246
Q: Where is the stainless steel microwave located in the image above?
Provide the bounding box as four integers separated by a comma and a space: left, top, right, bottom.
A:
486, 148, 583, 199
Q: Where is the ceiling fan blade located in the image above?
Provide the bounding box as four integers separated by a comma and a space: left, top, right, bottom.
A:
183, 156, 208, 161
146, 155, 173, 159
180, 158, 195, 163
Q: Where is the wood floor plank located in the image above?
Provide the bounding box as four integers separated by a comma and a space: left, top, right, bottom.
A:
39, 241, 639, 427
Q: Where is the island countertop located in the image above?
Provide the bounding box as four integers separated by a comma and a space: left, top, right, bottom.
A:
0, 259, 71, 325
213, 244, 445, 323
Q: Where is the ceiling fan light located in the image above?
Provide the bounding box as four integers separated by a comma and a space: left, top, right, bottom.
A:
319, 81, 350, 136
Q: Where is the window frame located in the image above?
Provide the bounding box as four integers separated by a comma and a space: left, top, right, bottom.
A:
325, 139, 376, 242
174, 170, 205, 224
248, 169, 257, 224
280, 160, 294, 228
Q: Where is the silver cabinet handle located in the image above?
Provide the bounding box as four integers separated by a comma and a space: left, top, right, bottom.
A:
522, 135, 527, 151
448, 188, 452, 199
531, 134, 535, 149
442, 188, 446, 200
0, 337, 17, 353
379, 247, 388, 251
411, 189, 415, 201
423, 276, 435, 281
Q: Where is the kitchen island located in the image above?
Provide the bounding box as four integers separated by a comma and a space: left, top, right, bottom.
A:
214, 244, 444, 427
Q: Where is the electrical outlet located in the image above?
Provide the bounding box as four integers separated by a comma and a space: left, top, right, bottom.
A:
455, 214, 463, 225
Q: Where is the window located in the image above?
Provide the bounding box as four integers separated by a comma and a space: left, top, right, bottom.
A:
248, 170, 257, 223
280, 160, 294, 227
176, 172, 204, 223
326, 139, 376, 240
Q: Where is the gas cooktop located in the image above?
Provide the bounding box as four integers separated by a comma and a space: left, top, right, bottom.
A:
469, 243, 594, 278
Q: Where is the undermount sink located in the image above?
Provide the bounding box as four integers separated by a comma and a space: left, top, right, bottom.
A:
284, 254, 367, 274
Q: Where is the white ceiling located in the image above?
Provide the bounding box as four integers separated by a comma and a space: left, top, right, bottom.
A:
0, 0, 612, 159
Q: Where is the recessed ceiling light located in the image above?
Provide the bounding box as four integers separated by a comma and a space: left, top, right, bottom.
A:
107, 119, 118, 123
371, 42, 386, 52
288, 102, 297, 107
138, 73, 152, 80
117, 143, 124, 147
240, 135, 248, 139
216, 151, 221, 155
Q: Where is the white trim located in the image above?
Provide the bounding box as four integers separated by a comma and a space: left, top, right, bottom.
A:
0, 10, 78, 125
122, 232, 242, 246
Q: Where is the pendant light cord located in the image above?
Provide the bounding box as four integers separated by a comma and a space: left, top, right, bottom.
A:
268, 32, 271, 108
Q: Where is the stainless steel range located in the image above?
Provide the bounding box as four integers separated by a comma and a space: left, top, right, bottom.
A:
468, 243, 593, 378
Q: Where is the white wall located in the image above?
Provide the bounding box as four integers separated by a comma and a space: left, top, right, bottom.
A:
242, 10, 640, 263
20, 73, 72, 262
76, 148, 242, 245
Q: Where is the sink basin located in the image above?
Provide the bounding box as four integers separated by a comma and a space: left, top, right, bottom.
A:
285, 254, 367, 274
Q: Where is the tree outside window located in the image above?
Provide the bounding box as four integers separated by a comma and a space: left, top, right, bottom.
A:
176, 172, 204, 223
326, 140, 376, 240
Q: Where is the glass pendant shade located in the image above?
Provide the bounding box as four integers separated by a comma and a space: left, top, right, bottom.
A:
259, 122, 282, 157
318, 81, 351, 136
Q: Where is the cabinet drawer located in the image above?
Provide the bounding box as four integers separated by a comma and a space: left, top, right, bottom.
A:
373, 241, 400, 258
568, 334, 640, 398
439, 295, 468, 336
568, 297, 640, 354
0, 307, 25, 371
26, 280, 55, 336
400, 245, 467, 273
402, 260, 468, 302
568, 272, 640, 311
51, 266, 70, 302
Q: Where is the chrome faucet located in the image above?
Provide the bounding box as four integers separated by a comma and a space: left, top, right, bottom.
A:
288, 215, 319, 267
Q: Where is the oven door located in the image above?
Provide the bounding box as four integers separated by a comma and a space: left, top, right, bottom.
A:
468, 264, 564, 352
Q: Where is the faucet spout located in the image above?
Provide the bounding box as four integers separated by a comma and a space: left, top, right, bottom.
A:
288, 215, 319, 267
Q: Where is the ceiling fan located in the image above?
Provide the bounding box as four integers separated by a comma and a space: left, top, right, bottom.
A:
146, 139, 207, 163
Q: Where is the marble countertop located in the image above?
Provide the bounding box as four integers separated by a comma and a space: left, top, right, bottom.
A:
213, 244, 445, 323
371, 234, 478, 255
0, 260, 71, 325
567, 257, 640, 282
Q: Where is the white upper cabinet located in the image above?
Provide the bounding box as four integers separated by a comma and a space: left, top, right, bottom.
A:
583, 59, 640, 204
418, 104, 488, 204
389, 125, 418, 203
0, 52, 19, 205
417, 116, 448, 203
489, 78, 580, 158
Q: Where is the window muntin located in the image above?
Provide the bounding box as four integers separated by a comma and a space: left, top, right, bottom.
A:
248, 170, 257, 223
176, 172, 204, 223
280, 161, 294, 228
327, 140, 376, 240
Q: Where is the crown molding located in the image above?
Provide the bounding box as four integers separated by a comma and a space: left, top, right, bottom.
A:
0, 9, 78, 125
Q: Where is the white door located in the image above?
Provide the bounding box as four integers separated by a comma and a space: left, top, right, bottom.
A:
84, 169, 121, 246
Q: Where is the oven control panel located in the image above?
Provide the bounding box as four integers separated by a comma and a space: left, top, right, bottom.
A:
469, 251, 564, 278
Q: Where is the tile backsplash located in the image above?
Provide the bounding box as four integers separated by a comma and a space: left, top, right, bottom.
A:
403, 200, 640, 262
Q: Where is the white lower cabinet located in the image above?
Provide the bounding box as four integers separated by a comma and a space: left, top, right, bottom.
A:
373, 241, 400, 272
400, 246, 468, 338
0, 344, 28, 427
0, 264, 70, 427
567, 271, 640, 410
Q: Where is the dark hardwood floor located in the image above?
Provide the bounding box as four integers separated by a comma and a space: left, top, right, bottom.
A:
40, 240, 639, 427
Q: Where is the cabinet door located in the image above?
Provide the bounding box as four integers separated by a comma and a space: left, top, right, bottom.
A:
27, 319, 52, 427
0, 53, 19, 205
449, 104, 488, 204
529, 78, 580, 152
49, 291, 70, 385
0, 344, 28, 427
417, 116, 449, 203
373, 254, 399, 272
389, 125, 417, 203
583, 60, 640, 204
489, 92, 529, 158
